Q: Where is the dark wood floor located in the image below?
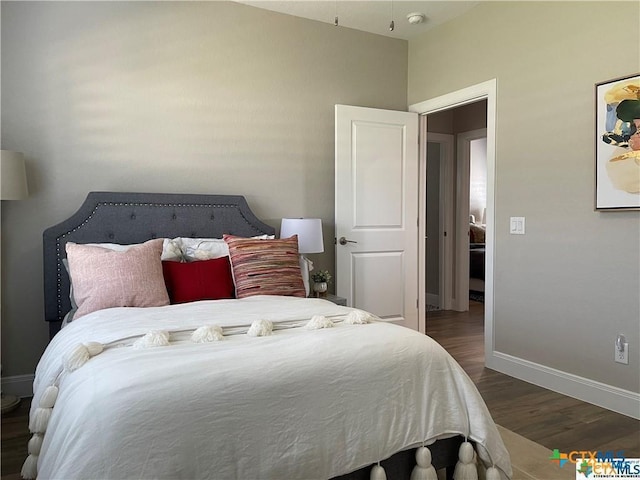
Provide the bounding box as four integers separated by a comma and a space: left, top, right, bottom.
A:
427, 301, 640, 456
1, 399, 30, 480
2, 303, 638, 478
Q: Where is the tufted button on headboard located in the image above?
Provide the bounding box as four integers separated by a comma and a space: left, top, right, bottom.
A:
43, 192, 275, 337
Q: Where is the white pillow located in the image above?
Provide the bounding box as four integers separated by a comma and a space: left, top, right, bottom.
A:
81, 240, 183, 261
68, 235, 274, 267
161, 238, 185, 261
179, 238, 229, 260
166, 235, 275, 261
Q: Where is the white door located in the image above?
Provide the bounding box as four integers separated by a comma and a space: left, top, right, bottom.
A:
335, 105, 419, 330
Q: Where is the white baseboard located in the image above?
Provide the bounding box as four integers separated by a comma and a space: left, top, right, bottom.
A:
2, 374, 34, 398
487, 350, 640, 419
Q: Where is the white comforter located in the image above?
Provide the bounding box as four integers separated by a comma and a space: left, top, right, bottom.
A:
31, 296, 511, 479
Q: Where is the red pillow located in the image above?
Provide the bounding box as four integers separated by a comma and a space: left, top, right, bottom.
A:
162, 257, 235, 304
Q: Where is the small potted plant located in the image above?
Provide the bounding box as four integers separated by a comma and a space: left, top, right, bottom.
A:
311, 270, 332, 298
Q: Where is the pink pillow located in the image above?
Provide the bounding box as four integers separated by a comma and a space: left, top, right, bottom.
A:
66, 239, 170, 319
162, 257, 235, 304
223, 234, 305, 299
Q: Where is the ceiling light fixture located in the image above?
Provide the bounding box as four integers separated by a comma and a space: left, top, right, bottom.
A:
334, 0, 338, 26
407, 12, 426, 25
389, 0, 395, 31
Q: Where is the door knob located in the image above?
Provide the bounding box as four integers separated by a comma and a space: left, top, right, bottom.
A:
338, 236, 358, 245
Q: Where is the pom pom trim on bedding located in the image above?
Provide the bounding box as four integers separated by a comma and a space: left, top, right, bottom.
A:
59, 309, 379, 373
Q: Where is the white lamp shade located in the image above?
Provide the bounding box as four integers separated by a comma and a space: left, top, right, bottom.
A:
280, 218, 324, 254
1, 150, 29, 200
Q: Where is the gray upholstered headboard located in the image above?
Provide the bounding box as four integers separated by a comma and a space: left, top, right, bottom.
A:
43, 192, 275, 337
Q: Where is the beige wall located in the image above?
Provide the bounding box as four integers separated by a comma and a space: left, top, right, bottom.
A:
410, 1, 640, 392
0, 1, 408, 378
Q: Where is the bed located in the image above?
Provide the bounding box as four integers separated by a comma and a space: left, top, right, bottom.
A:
27, 192, 511, 480
469, 244, 485, 281
469, 223, 486, 282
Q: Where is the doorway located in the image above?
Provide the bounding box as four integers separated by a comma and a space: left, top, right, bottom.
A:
424, 102, 487, 313
410, 78, 497, 362
456, 128, 487, 312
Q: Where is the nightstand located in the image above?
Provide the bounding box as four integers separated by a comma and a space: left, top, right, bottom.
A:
322, 293, 347, 306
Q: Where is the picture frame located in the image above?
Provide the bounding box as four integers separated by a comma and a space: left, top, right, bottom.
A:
594, 73, 640, 211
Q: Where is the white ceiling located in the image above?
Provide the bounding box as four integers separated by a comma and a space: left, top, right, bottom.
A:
234, 1, 479, 40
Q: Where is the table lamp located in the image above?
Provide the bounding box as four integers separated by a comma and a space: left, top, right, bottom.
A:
280, 218, 324, 297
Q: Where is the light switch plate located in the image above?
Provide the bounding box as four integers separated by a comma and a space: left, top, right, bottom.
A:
510, 217, 525, 235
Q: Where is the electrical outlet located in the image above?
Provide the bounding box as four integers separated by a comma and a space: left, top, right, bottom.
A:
615, 342, 629, 365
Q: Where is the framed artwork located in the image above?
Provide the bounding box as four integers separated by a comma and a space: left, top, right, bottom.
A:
595, 73, 640, 211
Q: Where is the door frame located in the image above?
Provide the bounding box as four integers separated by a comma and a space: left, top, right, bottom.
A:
409, 78, 497, 359
420, 127, 454, 312
455, 128, 487, 311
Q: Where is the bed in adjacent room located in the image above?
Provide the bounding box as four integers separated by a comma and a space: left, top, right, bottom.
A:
469, 223, 486, 296
25, 192, 511, 480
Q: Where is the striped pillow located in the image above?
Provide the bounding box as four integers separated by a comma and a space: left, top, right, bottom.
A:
224, 234, 305, 299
